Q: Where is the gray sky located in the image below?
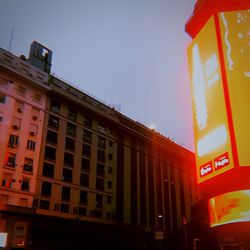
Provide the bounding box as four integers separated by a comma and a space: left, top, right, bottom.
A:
0, 0, 195, 151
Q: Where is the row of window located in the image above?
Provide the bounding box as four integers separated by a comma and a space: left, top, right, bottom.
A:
8, 134, 36, 151
1, 176, 30, 192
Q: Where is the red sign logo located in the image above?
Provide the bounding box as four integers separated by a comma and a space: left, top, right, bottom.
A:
200, 161, 213, 177
214, 152, 229, 170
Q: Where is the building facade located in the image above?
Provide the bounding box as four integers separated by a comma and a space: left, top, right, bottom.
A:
0, 42, 197, 249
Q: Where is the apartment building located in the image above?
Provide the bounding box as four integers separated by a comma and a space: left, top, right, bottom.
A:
0, 42, 197, 250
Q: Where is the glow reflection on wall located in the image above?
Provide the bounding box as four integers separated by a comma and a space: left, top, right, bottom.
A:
209, 190, 250, 227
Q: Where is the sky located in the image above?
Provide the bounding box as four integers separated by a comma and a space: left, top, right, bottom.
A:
0, 0, 195, 151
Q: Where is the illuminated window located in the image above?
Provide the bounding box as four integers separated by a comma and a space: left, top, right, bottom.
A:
98, 123, 106, 134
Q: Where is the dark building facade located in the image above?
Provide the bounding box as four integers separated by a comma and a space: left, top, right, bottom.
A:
0, 42, 198, 250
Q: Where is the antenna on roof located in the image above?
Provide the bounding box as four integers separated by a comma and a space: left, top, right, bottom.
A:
8, 28, 14, 52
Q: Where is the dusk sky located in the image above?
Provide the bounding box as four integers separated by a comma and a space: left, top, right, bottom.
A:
0, 0, 195, 151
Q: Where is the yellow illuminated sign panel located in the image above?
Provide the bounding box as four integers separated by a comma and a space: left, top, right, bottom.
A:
219, 10, 250, 167
187, 16, 234, 183
209, 190, 250, 227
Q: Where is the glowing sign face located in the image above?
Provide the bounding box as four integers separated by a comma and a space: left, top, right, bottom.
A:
209, 190, 250, 227
219, 10, 250, 167
187, 16, 234, 182
0, 233, 7, 247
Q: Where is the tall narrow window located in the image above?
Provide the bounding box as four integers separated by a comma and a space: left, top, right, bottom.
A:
50, 100, 60, 113
8, 134, 19, 148
27, 140, 36, 151
0, 94, 6, 104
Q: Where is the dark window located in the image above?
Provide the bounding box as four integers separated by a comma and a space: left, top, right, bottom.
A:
98, 123, 106, 133
96, 163, 105, 177
48, 115, 59, 129
80, 173, 89, 187
83, 130, 92, 144
92, 210, 102, 218
65, 137, 75, 151
46, 130, 57, 144
27, 140, 36, 151
8, 134, 19, 147
82, 144, 91, 157
98, 136, 106, 149
107, 196, 112, 204
97, 150, 105, 163
79, 207, 87, 216
109, 141, 113, 147
44, 146, 56, 160
39, 200, 50, 210
66, 122, 76, 137
83, 116, 92, 128
96, 178, 104, 191
62, 168, 72, 183
61, 186, 71, 201
23, 158, 33, 173
96, 194, 103, 208
108, 153, 113, 160
108, 166, 112, 174
21, 179, 30, 191
80, 190, 88, 204
6, 153, 16, 167
81, 158, 90, 172
41, 182, 52, 196
60, 203, 69, 213
42, 162, 54, 178
64, 152, 74, 167
107, 180, 112, 189
68, 108, 77, 121
0, 94, 6, 103
50, 100, 60, 113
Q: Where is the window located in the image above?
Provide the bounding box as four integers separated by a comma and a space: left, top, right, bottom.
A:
48, 115, 59, 129
96, 163, 105, 177
39, 200, 50, 210
80, 191, 88, 204
50, 100, 60, 113
108, 166, 112, 174
96, 194, 103, 208
32, 93, 41, 103
97, 150, 105, 163
8, 134, 19, 148
27, 140, 36, 151
83, 116, 92, 128
96, 178, 104, 191
0, 94, 6, 104
15, 101, 24, 113
42, 162, 54, 178
107, 196, 112, 204
83, 130, 92, 144
82, 144, 91, 157
64, 152, 74, 167
78, 207, 87, 216
1, 173, 13, 188
23, 158, 33, 173
98, 123, 106, 133
6, 153, 16, 167
21, 179, 30, 192
68, 108, 77, 121
29, 123, 38, 136
80, 173, 89, 187
98, 136, 106, 149
62, 168, 72, 183
16, 85, 25, 96
61, 186, 71, 201
66, 122, 76, 137
81, 158, 90, 172
44, 146, 56, 160
41, 182, 52, 196
109, 141, 113, 147
46, 130, 57, 144
31, 108, 40, 121
65, 137, 75, 151
107, 180, 112, 189
108, 153, 113, 160
12, 117, 21, 130
60, 203, 69, 213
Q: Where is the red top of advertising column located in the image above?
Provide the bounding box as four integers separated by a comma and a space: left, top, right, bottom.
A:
185, 0, 250, 38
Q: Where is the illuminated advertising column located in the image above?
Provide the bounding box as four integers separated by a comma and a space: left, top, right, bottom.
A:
187, 9, 250, 183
